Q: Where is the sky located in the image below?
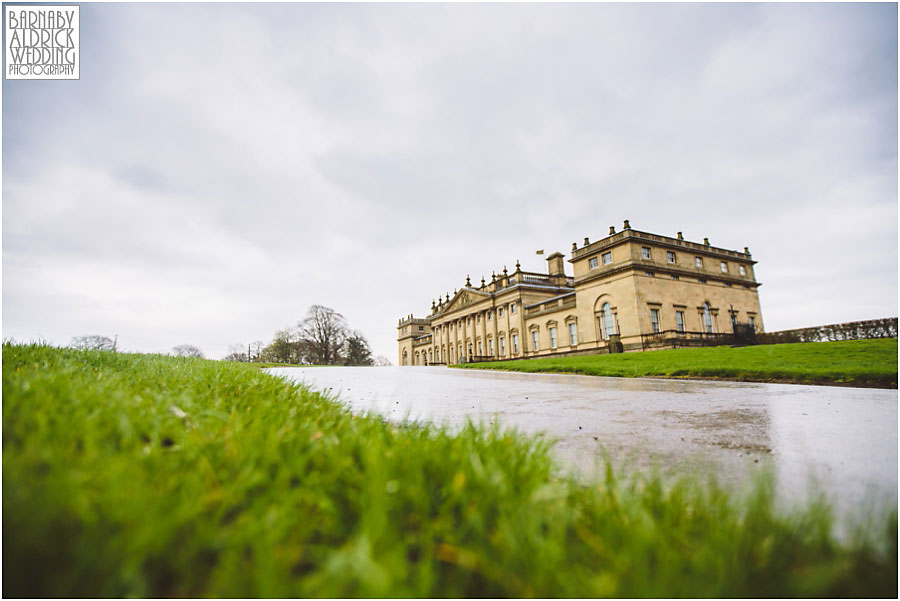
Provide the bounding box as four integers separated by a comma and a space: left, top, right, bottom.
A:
2, 2, 897, 361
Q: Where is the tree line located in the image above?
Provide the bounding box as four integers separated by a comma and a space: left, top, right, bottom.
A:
67, 305, 388, 366
224, 305, 387, 366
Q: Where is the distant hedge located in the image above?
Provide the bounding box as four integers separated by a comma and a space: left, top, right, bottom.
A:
757, 317, 898, 345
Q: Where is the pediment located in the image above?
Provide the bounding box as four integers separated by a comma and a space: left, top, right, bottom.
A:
443, 288, 489, 314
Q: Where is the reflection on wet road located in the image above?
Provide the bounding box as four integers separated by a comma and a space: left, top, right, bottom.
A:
269, 366, 897, 516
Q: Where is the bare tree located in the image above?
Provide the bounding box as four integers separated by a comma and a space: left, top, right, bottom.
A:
374, 355, 393, 366
249, 340, 265, 362
223, 343, 248, 362
172, 344, 204, 358
297, 305, 349, 365
70, 335, 115, 351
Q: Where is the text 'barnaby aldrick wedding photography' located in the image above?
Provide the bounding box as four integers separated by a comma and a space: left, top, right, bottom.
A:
5, 5, 79, 79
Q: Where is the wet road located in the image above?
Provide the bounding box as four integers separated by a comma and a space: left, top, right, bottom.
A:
269, 366, 897, 516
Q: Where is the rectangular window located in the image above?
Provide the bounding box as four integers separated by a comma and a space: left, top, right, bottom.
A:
645, 271, 654, 277
589, 257, 599, 270
549, 327, 557, 349
602, 252, 612, 265
695, 257, 703, 268
512, 334, 518, 354
478, 341, 482, 355
739, 265, 746, 276
675, 311, 685, 332
477, 315, 480, 324
487, 311, 492, 320
510, 303, 516, 314
650, 309, 661, 333
498, 307, 503, 317
418, 326, 424, 331
488, 339, 494, 355
500, 337, 506, 355
666, 251, 676, 264
749, 316, 756, 329
641, 247, 651, 259
532, 331, 539, 351
720, 261, 728, 273
569, 323, 577, 345
670, 274, 679, 280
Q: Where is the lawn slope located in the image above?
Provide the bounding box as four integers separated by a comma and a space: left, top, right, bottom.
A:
455, 339, 898, 388
3, 344, 896, 597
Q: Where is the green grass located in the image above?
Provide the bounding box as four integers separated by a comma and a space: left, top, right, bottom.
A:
455, 339, 899, 388
4, 344, 896, 597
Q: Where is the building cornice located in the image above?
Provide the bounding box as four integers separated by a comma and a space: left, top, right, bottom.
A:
575, 261, 762, 288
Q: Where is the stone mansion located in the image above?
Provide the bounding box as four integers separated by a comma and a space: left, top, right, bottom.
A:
397, 221, 764, 366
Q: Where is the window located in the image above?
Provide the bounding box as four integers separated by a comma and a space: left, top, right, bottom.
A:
645, 271, 654, 277
675, 311, 685, 333
670, 274, 679, 280
589, 257, 599, 270
725, 282, 732, 288
602, 252, 613, 265
739, 265, 746, 276
699, 278, 707, 284
477, 315, 480, 324
498, 307, 504, 317
512, 334, 519, 354
500, 337, 506, 355
487, 311, 492, 321
749, 316, 756, 329
549, 326, 557, 349
695, 257, 703, 268
569, 323, 577, 345
478, 341, 482, 355
641, 247, 651, 259
650, 309, 660, 333
488, 339, 494, 355
601, 302, 615, 339
418, 326, 424, 331
666, 251, 676, 264
532, 331, 539, 351
510, 303, 516, 314
720, 261, 728, 273
703, 303, 713, 333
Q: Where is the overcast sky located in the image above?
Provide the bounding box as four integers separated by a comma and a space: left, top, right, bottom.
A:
3, 2, 897, 360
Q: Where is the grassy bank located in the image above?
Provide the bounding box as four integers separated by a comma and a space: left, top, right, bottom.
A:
3, 344, 896, 597
455, 339, 898, 388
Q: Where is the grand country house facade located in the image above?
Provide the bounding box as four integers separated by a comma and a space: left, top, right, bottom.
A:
397, 221, 764, 366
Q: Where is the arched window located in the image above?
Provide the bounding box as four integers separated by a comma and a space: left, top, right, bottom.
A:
602, 303, 615, 338
703, 302, 713, 333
